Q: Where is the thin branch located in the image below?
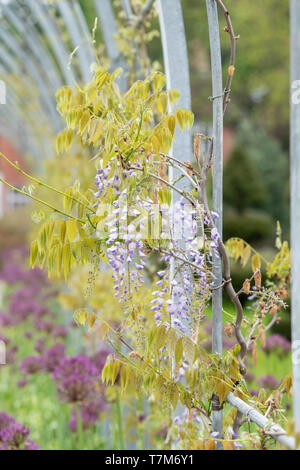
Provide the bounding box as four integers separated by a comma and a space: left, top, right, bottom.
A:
160, 152, 203, 180
135, 0, 156, 28
0, 177, 86, 224
131, 165, 196, 206
215, 0, 237, 113
0, 152, 94, 213
200, 157, 247, 375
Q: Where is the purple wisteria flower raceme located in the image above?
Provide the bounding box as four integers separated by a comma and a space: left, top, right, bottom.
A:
93, 158, 219, 335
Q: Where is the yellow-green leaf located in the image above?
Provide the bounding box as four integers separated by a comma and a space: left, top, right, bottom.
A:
66, 219, 77, 243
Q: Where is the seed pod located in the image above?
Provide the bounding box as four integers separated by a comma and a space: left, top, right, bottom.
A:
129, 351, 140, 359
252, 342, 258, 365
159, 161, 167, 183
184, 161, 194, 176
270, 304, 279, 316
193, 134, 201, 162
224, 323, 233, 338
258, 325, 266, 348
228, 65, 235, 76
254, 270, 262, 289
243, 278, 251, 294
280, 288, 287, 299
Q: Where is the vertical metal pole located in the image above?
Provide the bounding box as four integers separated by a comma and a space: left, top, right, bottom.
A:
26, 0, 76, 86
290, 0, 300, 432
0, 34, 60, 133
73, 0, 96, 67
157, 0, 192, 174
57, 1, 93, 83
157, 0, 192, 337
3, 3, 63, 92
121, 0, 133, 20
206, 0, 223, 446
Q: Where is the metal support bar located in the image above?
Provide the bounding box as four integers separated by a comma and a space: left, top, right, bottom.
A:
290, 0, 300, 432
0, 31, 60, 132
57, 0, 93, 83
73, 0, 96, 67
157, 0, 192, 336
227, 392, 296, 450
26, 0, 75, 86
93, 0, 128, 91
3, 3, 63, 92
206, 0, 224, 446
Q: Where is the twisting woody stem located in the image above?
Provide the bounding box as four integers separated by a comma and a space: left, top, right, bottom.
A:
215, 0, 237, 113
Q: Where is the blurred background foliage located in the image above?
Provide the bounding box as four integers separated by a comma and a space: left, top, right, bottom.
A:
79, 0, 290, 231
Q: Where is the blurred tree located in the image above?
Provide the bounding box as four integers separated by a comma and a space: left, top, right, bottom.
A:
181, 0, 289, 144
79, 1, 289, 144
236, 119, 289, 231
224, 146, 268, 213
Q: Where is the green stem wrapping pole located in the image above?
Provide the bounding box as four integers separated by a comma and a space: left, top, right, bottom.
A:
115, 391, 125, 450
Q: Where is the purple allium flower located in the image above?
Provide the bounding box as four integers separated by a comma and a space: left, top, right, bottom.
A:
19, 355, 43, 375
6, 345, 19, 364
24, 331, 33, 340
34, 338, 46, 354
258, 375, 281, 390
34, 320, 54, 334
90, 348, 110, 372
0, 422, 30, 448
23, 439, 40, 450
69, 398, 107, 432
264, 334, 291, 354
17, 378, 28, 388
244, 372, 255, 382
52, 355, 98, 403
51, 325, 68, 340
0, 412, 39, 450
42, 343, 66, 373
0, 333, 9, 345
0, 412, 14, 431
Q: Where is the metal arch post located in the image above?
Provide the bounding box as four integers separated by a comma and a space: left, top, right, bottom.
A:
93, 0, 128, 92
0, 80, 54, 160
157, 0, 192, 334
26, 0, 76, 87
56, 0, 93, 83
0, 45, 55, 131
157, 0, 192, 185
0, 30, 60, 133
290, 0, 300, 432
72, 0, 96, 67
206, 0, 224, 446
3, 2, 63, 92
